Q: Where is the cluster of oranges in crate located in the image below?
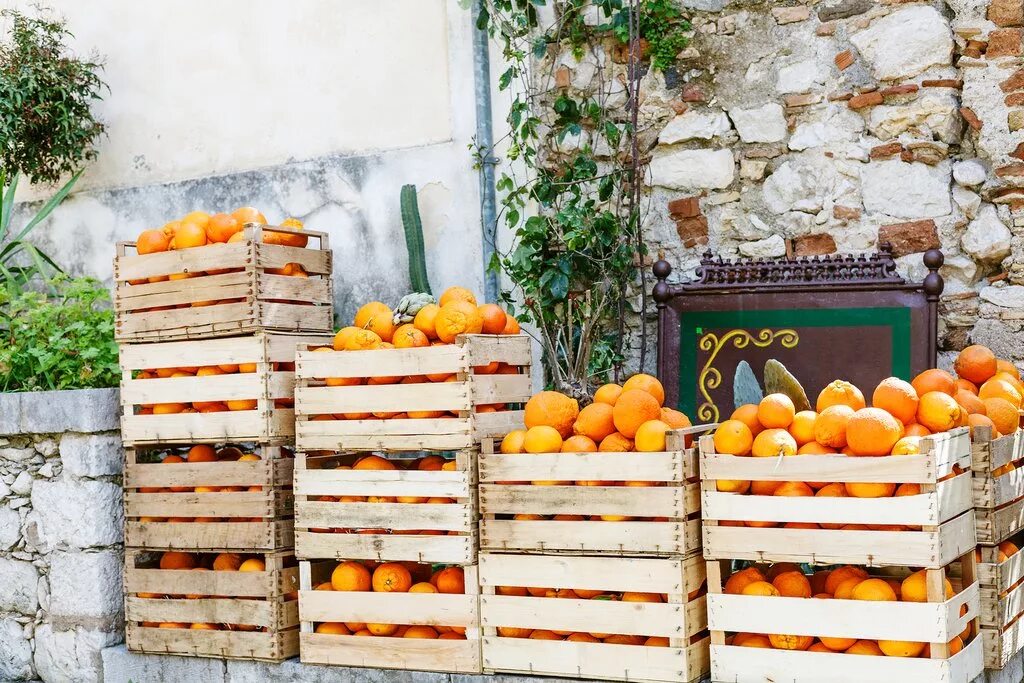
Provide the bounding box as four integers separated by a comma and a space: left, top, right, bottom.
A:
131, 364, 296, 415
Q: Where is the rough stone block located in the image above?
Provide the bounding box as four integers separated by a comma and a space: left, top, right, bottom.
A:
34, 624, 120, 683
649, 148, 734, 190
59, 434, 123, 479
862, 159, 951, 219
29, 480, 122, 550
227, 658, 451, 683
818, 0, 872, 22
850, 6, 953, 80
0, 507, 19, 551
49, 550, 123, 626
729, 103, 787, 143
990, 0, 1024, 27
794, 234, 838, 257
100, 644, 225, 682
0, 618, 33, 681
878, 220, 941, 257
0, 558, 39, 615
988, 28, 1023, 57
0, 389, 120, 436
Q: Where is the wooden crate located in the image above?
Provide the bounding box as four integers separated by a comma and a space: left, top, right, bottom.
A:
298, 560, 481, 673
294, 449, 477, 564
124, 549, 299, 661
971, 427, 1024, 546
114, 224, 333, 342
479, 552, 709, 683
123, 444, 293, 551
478, 426, 710, 556
706, 552, 983, 683
699, 427, 976, 567
294, 334, 531, 451
978, 541, 1024, 669
120, 332, 331, 446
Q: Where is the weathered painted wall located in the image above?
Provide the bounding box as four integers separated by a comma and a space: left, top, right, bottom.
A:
6, 0, 486, 323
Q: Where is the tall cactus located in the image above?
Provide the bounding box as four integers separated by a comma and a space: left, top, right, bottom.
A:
400, 184, 432, 295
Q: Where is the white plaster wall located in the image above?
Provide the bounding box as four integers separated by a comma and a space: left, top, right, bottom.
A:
5, 0, 487, 321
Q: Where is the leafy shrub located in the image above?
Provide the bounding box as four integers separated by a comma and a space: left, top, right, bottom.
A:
0, 276, 119, 391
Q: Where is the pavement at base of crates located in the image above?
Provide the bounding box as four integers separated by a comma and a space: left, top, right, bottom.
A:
99, 644, 1022, 683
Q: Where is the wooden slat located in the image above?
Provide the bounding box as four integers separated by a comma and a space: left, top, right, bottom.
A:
295, 344, 468, 379
479, 553, 704, 595
300, 632, 480, 673
299, 589, 477, 625
116, 243, 252, 281
481, 517, 699, 556
294, 468, 471, 498
295, 500, 473, 531
479, 484, 691, 518
470, 373, 532, 404
480, 451, 688, 483
127, 624, 298, 662
296, 382, 470, 414
125, 521, 292, 551
296, 531, 475, 564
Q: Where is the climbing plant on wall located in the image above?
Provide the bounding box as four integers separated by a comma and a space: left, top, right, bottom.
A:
472, 0, 690, 400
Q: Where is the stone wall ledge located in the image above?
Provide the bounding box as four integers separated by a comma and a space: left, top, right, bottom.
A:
0, 389, 120, 436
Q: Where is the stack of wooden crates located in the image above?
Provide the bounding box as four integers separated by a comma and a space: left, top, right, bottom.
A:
971, 426, 1024, 670
114, 224, 334, 661
291, 334, 532, 673
476, 424, 711, 683
699, 427, 984, 683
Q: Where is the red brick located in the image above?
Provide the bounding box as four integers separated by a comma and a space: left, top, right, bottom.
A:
668, 99, 688, 115
784, 93, 822, 107
960, 107, 983, 130
1000, 67, 1024, 92
996, 163, 1024, 177
878, 220, 940, 257
880, 84, 919, 97
794, 233, 838, 257
555, 67, 570, 88
921, 79, 963, 89
990, 0, 1024, 27
848, 92, 884, 109
988, 28, 1023, 57
667, 196, 701, 218
964, 40, 988, 58
828, 91, 855, 102
816, 23, 836, 36
1011, 142, 1024, 160
833, 205, 862, 221
835, 50, 855, 71
1006, 92, 1024, 106
674, 216, 708, 248
681, 84, 706, 102
869, 142, 904, 159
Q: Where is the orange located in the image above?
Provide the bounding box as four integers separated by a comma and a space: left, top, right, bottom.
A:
816, 380, 866, 412
599, 432, 634, 452
825, 566, 868, 595
353, 455, 397, 471
851, 578, 896, 601
758, 394, 796, 429
524, 391, 580, 438
751, 429, 797, 457
562, 435, 597, 452
644, 636, 669, 647
435, 567, 465, 594
160, 552, 196, 570
612, 389, 662, 438
392, 324, 429, 348
174, 222, 207, 248
333, 326, 360, 350
737, 634, 773, 648
998, 359, 1021, 380
363, 623, 398, 636
731, 404, 764, 437
741, 581, 780, 597
500, 430, 527, 454
775, 481, 813, 497
955, 389, 986, 415
724, 567, 766, 595
773, 571, 812, 598
212, 553, 242, 571
206, 213, 241, 242
622, 374, 665, 406
354, 302, 396, 343
137, 229, 170, 254
819, 636, 857, 652
878, 640, 926, 657
814, 405, 855, 449
404, 625, 440, 639
955, 345, 998, 385
903, 423, 931, 437
478, 304, 508, 334
901, 569, 953, 603
523, 426, 563, 454
832, 577, 863, 600
187, 445, 217, 462
1000, 541, 1019, 558
660, 407, 692, 430
413, 304, 441, 340
912, 368, 956, 397
439, 286, 477, 307
232, 206, 267, 226
768, 634, 813, 651
788, 411, 818, 446
716, 478, 750, 494
844, 481, 895, 498
435, 301, 483, 343
872, 377, 919, 425
634, 420, 671, 452
593, 383, 623, 406
573, 403, 617, 443
239, 558, 265, 572
956, 378, 980, 395
344, 329, 382, 351
917, 391, 961, 433
846, 640, 883, 655
502, 315, 521, 335
845, 407, 903, 456
815, 483, 848, 530
797, 442, 836, 455
713, 420, 753, 456
967, 413, 998, 439
890, 436, 922, 455
985, 398, 1020, 436
372, 563, 413, 592
332, 561, 372, 591
979, 378, 1023, 408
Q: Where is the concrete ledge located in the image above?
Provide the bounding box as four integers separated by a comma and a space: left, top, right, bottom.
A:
0, 388, 120, 436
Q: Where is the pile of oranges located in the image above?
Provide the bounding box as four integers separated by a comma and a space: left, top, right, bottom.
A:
133, 362, 296, 415
709, 345, 1022, 512
136, 550, 281, 632
135, 445, 272, 523
722, 560, 972, 658
312, 560, 468, 640
490, 582, 700, 646
308, 453, 462, 536
312, 286, 523, 421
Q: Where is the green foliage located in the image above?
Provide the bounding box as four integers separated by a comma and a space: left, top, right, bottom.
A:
400, 184, 432, 295
0, 9, 106, 185
610, 0, 691, 72
0, 276, 119, 392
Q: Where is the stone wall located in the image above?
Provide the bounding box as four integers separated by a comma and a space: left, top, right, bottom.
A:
0, 389, 124, 682
562, 0, 1024, 373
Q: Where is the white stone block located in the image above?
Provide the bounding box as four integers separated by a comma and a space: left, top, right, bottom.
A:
729, 104, 787, 143
850, 6, 953, 80
963, 205, 1012, 264
0, 507, 19, 550
0, 558, 38, 615
658, 109, 732, 143
59, 434, 122, 479
101, 644, 226, 682
861, 159, 951, 219
34, 624, 120, 683
49, 551, 123, 623
776, 58, 824, 94
953, 160, 987, 188
739, 234, 787, 258
0, 618, 33, 680
981, 285, 1024, 309
29, 480, 122, 549
649, 148, 735, 190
